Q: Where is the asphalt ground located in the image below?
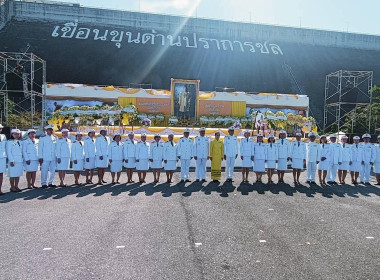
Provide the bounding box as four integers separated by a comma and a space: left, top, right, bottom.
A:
0, 169, 379, 280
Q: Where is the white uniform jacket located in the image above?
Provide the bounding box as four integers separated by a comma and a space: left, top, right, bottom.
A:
7, 140, 23, 163
38, 134, 57, 161
56, 137, 71, 159
329, 143, 342, 164
240, 137, 254, 157
71, 140, 85, 161
350, 144, 363, 162
136, 141, 150, 160
84, 137, 96, 159
361, 143, 375, 163
339, 143, 351, 163
224, 135, 238, 157
0, 134, 7, 159
266, 143, 278, 161
193, 136, 209, 158
306, 142, 321, 163
22, 138, 38, 161
177, 137, 194, 160
123, 139, 137, 158
150, 141, 164, 161
163, 141, 177, 161
277, 138, 290, 159
95, 136, 111, 157
290, 141, 306, 160
253, 142, 267, 160
108, 141, 124, 161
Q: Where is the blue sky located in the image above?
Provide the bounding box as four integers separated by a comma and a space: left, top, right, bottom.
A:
62, 0, 379, 35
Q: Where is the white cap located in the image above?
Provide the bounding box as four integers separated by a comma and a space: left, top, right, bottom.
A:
26, 129, 36, 134
341, 135, 348, 139
44, 124, 54, 130
61, 128, 69, 133
329, 133, 337, 138
279, 130, 286, 134
320, 135, 327, 138
228, 126, 235, 131
154, 133, 161, 137
11, 128, 21, 134
295, 132, 302, 137
353, 136, 360, 140
199, 127, 206, 131
75, 131, 83, 135
267, 134, 274, 138
257, 133, 263, 137
309, 132, 316, 137
88, 128, 95, 133
128, 131, 134, 135
184, 128, 190, 133
0, 124, 3, 128
141, 133, 147, 137
99, 127, 106, 132
244, 130, 250, 134
362, 133, 371, 138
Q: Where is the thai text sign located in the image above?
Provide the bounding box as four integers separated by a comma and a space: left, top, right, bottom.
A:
136, 98, 171, 114
198, 100, 232, 116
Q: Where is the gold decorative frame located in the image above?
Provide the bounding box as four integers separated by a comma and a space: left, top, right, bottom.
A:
170, 78, 200, 120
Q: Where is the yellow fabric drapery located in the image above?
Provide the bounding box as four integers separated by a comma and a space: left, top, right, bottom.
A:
118, 97, 137, 107
231, 101, 246, 117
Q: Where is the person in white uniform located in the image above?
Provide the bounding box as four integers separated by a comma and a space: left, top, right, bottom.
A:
0, 124, 7, 195
289, 133, 306, 184
84, 129, 96, 184
337, 135, 351, 184
7, 129, 23, 192
253, 134, 267, 183
277, 130, 290, 183
123, 131, 137, 184
306, 132, 320, 184
38, 124, 57, 188
136, 133, 150, 183
71, 132, 85, 185
240, 130, 254, 182
150, 134, 164, 183
163, 133, 178, 183
350, 136, 363, 185
108, 133, 123, 184
194, 127, 209, 182
374, 135, 380, 185
224, 126, 238, 182
177, 128, 194, 182
22, 129, 39, 189
327, 134, 342, 184
360, 133, 375, 184
95, 127, 110, 185
266, 134, 278, 184
317, 135, 330, 185
56, 128, 71, 187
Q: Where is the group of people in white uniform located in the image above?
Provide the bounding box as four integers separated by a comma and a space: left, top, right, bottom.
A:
0, 123, 380, 195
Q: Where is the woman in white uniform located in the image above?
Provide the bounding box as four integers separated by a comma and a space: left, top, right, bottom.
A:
150, 134, 163, 183
71, 132, 85, 185
337, 135, 351, 184
253, 134, 267, 183
95, 127, 111, 185
108, 133, 124, 184
22, 129, 39, 189
136, 133, 150, 183
240, 130, 254, 182
7, 129, 23, 192
56, 128, 71, 187
317, 135, 330, 184
163, 134, 177, 183
84, 129, 96, 184
266, 134, 278, 184
123, 131, 137, 183
374, 135, 380, 185
350, 136, 363, 185
0, 124, 7, 195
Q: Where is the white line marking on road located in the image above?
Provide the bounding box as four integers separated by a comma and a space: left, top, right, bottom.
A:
268, 209, 274, 211
194, 243, 202, 247
259, 240, 267, 243
366, 236, 374, 239
116, 245, 125, 248
256, 260, 261, 263
43, 248, 52, 251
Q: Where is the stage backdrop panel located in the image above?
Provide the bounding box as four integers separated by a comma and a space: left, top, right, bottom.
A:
118, 97, 137, 106
231, 101, 246, 117
198, 100, 233, 116
135, 97, 171, 114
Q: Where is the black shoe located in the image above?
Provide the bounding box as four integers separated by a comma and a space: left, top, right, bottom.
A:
310, 181, 316, 185
213, 180, 220, 183
48, 184, 56, 188
41, 185, 48, 189
186, 179, 191, 182
202, 179, 207, 182
196, 179, 200, 182
180, 180, 185, 183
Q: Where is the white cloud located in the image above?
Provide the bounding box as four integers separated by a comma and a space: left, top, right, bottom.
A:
142, 0, 192, 12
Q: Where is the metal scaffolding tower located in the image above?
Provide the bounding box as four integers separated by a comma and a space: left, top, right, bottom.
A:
323, 70, 373, 133
0, 51, 47, 128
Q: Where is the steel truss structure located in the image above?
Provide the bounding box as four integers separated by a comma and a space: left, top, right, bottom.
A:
0, 51, 46, 128
323, 70, 373, 133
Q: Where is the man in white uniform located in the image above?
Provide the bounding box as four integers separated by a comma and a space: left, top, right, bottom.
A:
38, 124, 57, 188
0, 124, 7, 195
177, 128, 193, 182
306, 132, 320, 184
327, 134, 342, 184
277, 130, 290, 183
84, 129, 96, 184
123, 131, 137, 183
360, 133, 375, 184
289, 132, 306, 184
224, 126, 238, 182
95, 127, 110, 185
194, 127, 209, 182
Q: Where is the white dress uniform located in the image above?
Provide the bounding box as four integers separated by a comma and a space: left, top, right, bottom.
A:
95, 135, 111, 168
277, 138, 290, 171
123, 139, 137, 168
150, 141, 163, 169
193, 136, 209, 180
374, 144, 380, 174
318, 143, 330, 171
136, 141, 150, 171
7, 140, 23, 177
177, 137, 194, 180
0, 134, 7, 173
290, 140, 306, 169
360, 143, 375, 183
108, 141, 124, 172
266, 142, 278, 169
306, 141, 321, 182
56, 137, 71, 171
338, 143, 351, 171
22, 138, 39, 172
350, 143, 363, 172
163, 140, 177, 171
240, 138, 254, 167
224, 135, 238, 179
38, 134, 57, 186
327, 143, 342, 182
84, 137, 96, 169
253, 142, 267, 172
71, 140, 85, 171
